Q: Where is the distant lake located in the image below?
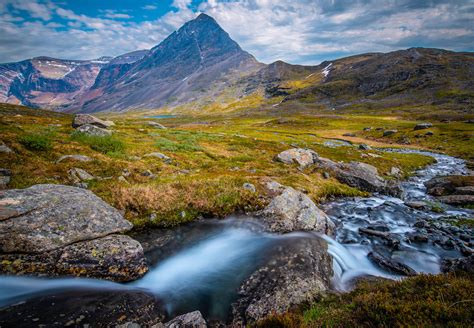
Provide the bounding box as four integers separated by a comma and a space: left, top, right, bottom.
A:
145, 114, 177, 119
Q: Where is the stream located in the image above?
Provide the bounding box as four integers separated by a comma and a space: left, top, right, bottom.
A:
0, 149, 472, 322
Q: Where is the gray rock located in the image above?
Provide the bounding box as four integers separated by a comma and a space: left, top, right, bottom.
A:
359, 144, 371, 150
454, 186, 474, 195
383, 129, 398, 136
141, 170, 156, 178
275, 148, 319, 168
343, 133, 356, 137
72, 114, 111, 129
68, 168, 94, 183
148, 121, 167, 129
425, 175, 474, 196
441, 255, 474, 274
368, 251, 417, 276
414, 122, 433, 130
262, 179, 285, 196
156, 311, 207, 328
0, 168, 11, 190
103, 120, 115, 127
0, 184, 132, 253
437, 195, 474, 206
0, 144, 13, 154
231, 236, 332, 325
76, 124, 112, 137
56, 154, 93, 163
118, 176, 130, 184
260, 186, 334, 235
243, 183, 256, 192
425, 131, 434, 136
390, 166, 401, 177
405, 201, 428, 210
144, 152, 171, 163
363, 127, 372, 131
322, 172, 330, 179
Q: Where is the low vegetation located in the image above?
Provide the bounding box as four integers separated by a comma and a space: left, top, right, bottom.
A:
18, 134, 52, 151
257, 272, 474, 327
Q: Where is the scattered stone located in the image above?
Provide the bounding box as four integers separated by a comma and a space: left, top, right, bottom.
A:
148, 121, 167, 129
368, 251, 417, 276
322, 172, 330, 179
68, 168, 94, 183
0, 168, 11, 190
275, 148, 319, 168
383, 129, 398, 136
56, 154, 93, 163
231, 236, 332, 326
414, 122, 433, 130
390, 167, 401, 177
359, 144, 371, 150
158, 311, 207, 328
243, 183, 256, 193
0, 144, 13, 154
259, 186, 334, 235
363, 127, 372, 131
72, 114, 111, 129
76, 124, 112, 137
118, 176, 129, 184
144, 152, 171, 163
405, 201, 428, 210
141, 170, 156, 178
342, 133, 356, 137
425, 131, 434, 136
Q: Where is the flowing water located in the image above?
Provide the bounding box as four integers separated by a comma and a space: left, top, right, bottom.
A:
0, 149, 472, 320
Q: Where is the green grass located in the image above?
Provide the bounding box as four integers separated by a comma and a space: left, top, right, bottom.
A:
71, 131, 125, 155
18, 134, 52, 151
257, 272, 474, 327
154, 136, 202, 152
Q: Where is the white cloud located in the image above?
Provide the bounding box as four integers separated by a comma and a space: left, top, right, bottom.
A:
142, 5, 158, 10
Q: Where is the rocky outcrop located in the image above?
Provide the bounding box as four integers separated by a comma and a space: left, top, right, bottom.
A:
314, 158, 402, 196
425, 175, 474, 206
231, 235, 333, 326
0, 184, 147, 281
77, 123, 112, 137
0, 290, 166, 327
259, 185, 334, 235
275, 148, 319, 168
72, 114, 111, 129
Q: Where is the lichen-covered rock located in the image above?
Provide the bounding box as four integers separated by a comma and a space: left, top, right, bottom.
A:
76, 123, 112, 136
153, 311, 207, 328
231, 236, 333, 325
0, 184, 132, 253
144, 152, 171, 163
72, 114, 111, 129
275, 148, 319, 168
259, 186, 334, 235
68, 167, 94, 183
56, 154, 93, 163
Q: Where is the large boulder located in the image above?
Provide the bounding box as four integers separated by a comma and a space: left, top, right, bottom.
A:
425, 175, 474, 207
72, 114, 111, 129
76, 124, 112, 137
275, 148, 319, 168
0, 184, 147, 281
231, 235, 333, 326
315, 158, 402, 196
259, 186, 334, 235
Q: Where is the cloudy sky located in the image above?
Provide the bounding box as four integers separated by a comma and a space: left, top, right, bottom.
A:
1, 0, 473, 64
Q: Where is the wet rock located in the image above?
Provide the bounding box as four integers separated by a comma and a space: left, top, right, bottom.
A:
76, 124, 112, 137
0, 290, 166, 327
454, 186, 474, 195
72, 114, 111, 129
368, 251, 417, 276
148, 121, 167, 129
156, 311, 207, 328
56, 154, 93, 163
0, 168, 11, 190
441, 255, 474, 274
437, 195, 474, 206
425, 175, 474, 196
259, 186, 334, 234
405, 201, 428, 210
144, 152, 171, 163
414, 122, 433, 130
231, 236, 332, 326
68, 167, 94, 183
359, 228, 390, 238
359, 144, 371, 150
390, 167, 401, 177
383, 129, 397, 136
275, 148, 319, 168
0, 143, 13, 154
243, 183, 256, 193
315, 158, 402, 197
407, 232, 429, 243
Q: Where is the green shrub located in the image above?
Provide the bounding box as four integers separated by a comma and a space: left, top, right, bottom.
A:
71, 132, 125, 155
155, 137, 202, 152
19, 134, 52, 151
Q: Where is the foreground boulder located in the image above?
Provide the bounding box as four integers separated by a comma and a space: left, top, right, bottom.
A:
275, 148, 319, 168
315, 158, 402, 196
72, 114, 111, 129
0, 289, 166, 327
259, 182, 334, 235
231, 235, 333, 326
0, 184, 147, 281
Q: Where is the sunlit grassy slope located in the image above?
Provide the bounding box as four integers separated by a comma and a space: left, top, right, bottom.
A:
2, 102, 473, 228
